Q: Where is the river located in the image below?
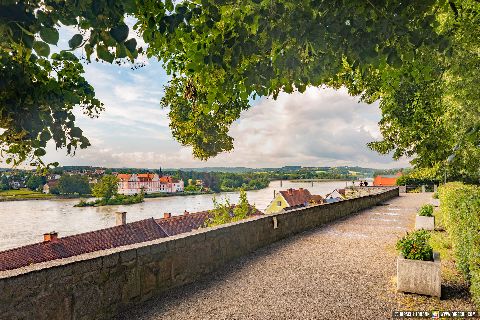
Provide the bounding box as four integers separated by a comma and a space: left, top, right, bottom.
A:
0, 180, 352, 251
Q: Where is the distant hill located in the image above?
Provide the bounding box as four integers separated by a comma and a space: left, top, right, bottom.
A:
177, 167, 257, 173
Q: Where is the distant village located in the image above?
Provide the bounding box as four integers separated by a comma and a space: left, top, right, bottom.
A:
0, 165, 403, 201
0, 168, 189, 196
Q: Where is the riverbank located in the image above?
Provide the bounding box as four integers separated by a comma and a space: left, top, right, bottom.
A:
75, 193, 145, 207
144, 190, 214, 198
0, 189, 55, 202
0, 189, 216, 202
288, 179, 354, 183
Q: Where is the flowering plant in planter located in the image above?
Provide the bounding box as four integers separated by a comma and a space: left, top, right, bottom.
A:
396, 230, 441, 297
396, 230, 433, 261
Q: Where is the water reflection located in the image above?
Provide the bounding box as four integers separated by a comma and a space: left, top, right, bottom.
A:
0, 180, 349, 250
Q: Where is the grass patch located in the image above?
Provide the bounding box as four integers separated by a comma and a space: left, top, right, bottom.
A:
0, 188, 53, 199
75, 193, 144, 207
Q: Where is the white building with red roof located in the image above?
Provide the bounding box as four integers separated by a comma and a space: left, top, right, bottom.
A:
117, 173, 184, 195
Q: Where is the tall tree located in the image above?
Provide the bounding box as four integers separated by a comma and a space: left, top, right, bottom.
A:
26, 175, 45, 190
57, 174, 91, 194
92, 175, 119, 201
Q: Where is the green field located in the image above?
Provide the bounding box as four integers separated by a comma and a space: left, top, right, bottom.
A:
0, 188, 54, 200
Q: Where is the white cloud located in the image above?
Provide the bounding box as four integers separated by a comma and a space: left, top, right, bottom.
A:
42, 84, 409, 169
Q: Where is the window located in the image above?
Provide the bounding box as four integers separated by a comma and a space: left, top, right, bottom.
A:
277, 201, 282, 206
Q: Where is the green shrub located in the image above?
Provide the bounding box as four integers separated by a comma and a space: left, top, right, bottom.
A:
433, 192, 439, 199
418, 204, 434, 217
204, 189, 254, 227
396, 230, 434, 261
438, 182, 480, 306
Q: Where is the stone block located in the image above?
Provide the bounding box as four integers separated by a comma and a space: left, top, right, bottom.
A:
120, 249, 137, 265
415, 215, 435, 231
121, 267, 140, 303
140, 263, 158, 297
397, 252, 441, 297
103, 253, 120, 269
150, 242, 167, 255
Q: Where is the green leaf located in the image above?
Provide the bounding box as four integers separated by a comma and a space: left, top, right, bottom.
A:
165, 0, 174, 11
39, 130, 52, 142
70, 127, 83, 138
85, 43, 94, 60
68, 34, 83, 49
39, 27, 59, 45
33, 41, 50, 57
124, 38, 137, 53
34, 148, 46, 157
110, 24, 129, 43
116, 43, 128, 58
387, 50, 402, 68
96, 45, 114, 63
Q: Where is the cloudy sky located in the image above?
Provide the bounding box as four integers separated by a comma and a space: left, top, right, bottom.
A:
37, 24, 410, 170
39, 57, 409, 169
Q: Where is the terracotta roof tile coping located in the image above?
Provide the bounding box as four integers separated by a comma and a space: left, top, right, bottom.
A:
0, 214, 266, 280
0, 218, 169, 272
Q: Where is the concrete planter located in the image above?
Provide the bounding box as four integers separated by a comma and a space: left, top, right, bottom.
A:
397, 252, 441, 297
415, 215, 435, 230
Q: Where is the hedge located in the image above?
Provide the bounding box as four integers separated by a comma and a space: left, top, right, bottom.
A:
438, 182, 480, 306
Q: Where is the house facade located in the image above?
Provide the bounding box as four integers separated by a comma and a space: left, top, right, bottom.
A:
265, 188, 324, 214
373, 172, 402, 186
117, 173, 184, 195
42, 180, 59, 194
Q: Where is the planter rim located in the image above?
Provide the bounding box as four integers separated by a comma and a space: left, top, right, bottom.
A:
398, 251, 440, 264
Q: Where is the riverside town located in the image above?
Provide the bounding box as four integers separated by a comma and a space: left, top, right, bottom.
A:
0, 1, 479, 320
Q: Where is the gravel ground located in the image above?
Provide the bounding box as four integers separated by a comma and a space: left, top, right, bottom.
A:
116, 193, 473, 320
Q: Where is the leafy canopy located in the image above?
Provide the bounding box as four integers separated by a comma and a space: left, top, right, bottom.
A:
92, 174, 118, 201
1, 0, 478, 178
57, 174, 91, 194
205, 189, 254, 227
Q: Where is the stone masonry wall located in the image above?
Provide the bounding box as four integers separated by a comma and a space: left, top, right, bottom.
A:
0, 188, 399, 320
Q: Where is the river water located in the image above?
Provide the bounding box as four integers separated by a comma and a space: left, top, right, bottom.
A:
0, 180, 351, 251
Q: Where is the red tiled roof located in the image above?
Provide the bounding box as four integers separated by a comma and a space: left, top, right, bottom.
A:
46, 180, 59, 187
0, 206, 264, 272
0, 218, 167, 272
156, 211, 212, 236
117, 174, 131, 181
279, 188, 314, 207
310, 195, 324, 204
159, 176, 173, 183
137, 173, 157, 182
155, 206, 263, 236
373, 176, 398, 186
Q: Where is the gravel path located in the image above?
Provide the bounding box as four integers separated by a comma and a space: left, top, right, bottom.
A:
116, 193, 436, 320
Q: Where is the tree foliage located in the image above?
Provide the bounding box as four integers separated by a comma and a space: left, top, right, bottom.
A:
1, 0, 478, 178
0, 0, 138, 166
92, 174, 118, 201
57, 174, 90, 194
205, 189, 254, 227
26, 175, 45, 191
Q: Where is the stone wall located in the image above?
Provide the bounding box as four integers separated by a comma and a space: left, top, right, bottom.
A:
0, 187, 399, 320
